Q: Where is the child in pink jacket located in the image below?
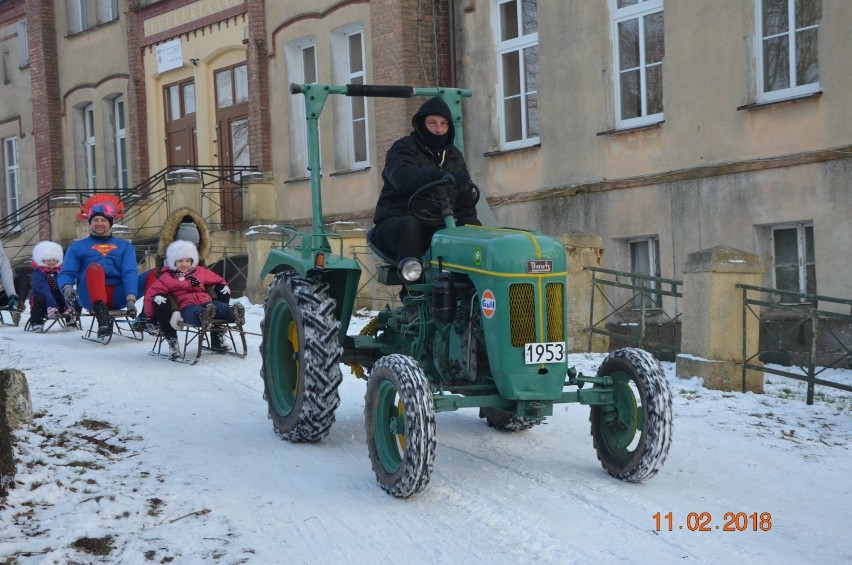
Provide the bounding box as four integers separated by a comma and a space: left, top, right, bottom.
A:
144, 240, 244, 358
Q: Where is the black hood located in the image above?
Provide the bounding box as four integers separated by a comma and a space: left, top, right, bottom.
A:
412, 97, 455, 151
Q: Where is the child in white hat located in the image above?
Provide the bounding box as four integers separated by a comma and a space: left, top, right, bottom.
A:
29, 241, 77, 332
143, 240, 244, 359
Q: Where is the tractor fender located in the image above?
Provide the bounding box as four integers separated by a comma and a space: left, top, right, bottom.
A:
260, 248, 362, 341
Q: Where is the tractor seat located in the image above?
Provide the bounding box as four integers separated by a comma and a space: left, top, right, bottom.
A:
366, 227, 405, 287
366, 227, 396, 266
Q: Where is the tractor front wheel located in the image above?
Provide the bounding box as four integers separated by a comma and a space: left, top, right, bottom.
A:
365, 354, 436, 498
590, 348, 672, 481
261, 270, 342, 442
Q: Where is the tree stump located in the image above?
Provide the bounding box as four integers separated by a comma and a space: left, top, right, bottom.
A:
1, 368, 33, 497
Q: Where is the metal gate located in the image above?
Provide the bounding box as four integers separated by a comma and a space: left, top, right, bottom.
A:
586, 267, 682, 356
739, 283, 852, 404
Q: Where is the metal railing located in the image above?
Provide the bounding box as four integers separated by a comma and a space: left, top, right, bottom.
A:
1, 165, 258, 268
586, 266, 683, 355
739, 284, 852, 405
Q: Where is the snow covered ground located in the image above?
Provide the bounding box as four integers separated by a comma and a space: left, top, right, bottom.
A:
1, 300, 850, 564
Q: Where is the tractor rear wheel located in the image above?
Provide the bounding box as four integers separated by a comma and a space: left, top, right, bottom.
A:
261, 270, 342, 442
479, 407, 539, 432
365, 354, 436, 498
590, 348, 672, 481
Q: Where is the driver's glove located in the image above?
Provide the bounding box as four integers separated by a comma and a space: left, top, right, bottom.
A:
442, 170, 470, 191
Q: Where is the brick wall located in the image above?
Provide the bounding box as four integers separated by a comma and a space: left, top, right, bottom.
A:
29, 0, 63, 240
125, 1, 150, 186
370, 0, 451, 172
247, 0, 270, 173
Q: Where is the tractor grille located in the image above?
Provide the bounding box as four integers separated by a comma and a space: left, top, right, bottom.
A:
508, 282, 565, 347
509, 284, 535, 346
546, 282, 564, 341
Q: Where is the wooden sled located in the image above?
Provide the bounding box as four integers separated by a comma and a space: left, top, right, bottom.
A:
149, 318, 247, 364
24, 313, 81, 333
82, 309, 145, 344
0, 309, 21, 327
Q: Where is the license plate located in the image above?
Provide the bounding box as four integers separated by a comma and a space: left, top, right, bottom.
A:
523, 342, 566, 364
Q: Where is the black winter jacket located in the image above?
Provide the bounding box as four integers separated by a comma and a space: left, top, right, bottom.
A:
373, 98, 476, 224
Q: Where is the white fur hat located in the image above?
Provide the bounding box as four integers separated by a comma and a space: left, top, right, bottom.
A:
32, 241, 64, 267
165, 240, 200, 270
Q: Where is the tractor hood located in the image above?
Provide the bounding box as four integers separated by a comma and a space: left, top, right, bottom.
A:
429, 225, 567, 277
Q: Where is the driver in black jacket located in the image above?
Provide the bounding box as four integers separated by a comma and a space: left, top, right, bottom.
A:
371, 96, 479, 279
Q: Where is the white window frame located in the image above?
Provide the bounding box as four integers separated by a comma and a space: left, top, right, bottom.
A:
3, 137, 20, 229
755, 0, 821, 103
285, 37, 318, 178
114, 96, 127, 191
97, 0, 119, 25
493, 0, 539, 150
629, 236, 661, 309
83, 104, 97, 189
332, 24, 370, 171
67, 0, 87, 34
610, 0, 665, 129
770, 222, 815, 298
18, 20, 28, 67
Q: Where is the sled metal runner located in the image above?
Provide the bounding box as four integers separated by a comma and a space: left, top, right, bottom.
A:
150, 319, 248, 364
81, 310, 145, 344
0, 309, 21, 327
24, 313, 81, 333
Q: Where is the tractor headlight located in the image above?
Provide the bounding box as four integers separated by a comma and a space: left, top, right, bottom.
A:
398, 257, 423, 282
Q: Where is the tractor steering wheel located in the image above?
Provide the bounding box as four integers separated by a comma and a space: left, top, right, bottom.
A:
408, 178, 480, 226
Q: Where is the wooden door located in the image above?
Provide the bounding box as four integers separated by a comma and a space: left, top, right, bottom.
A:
164, 79, 197, 167
214, 63, 249, 229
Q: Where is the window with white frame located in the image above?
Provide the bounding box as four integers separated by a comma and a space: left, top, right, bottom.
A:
1, 51, 8, 86
494, 0, 539, 149
756, 0, 821, 102
629, 236, 661, 308
2, 137, 20, 226
83, 104, 97, 189
114, 96, 127, 191
18, 20, 28, 67
332, 25, 370, 170
67, 0, 87, 34
771, 223, 815, 296
285, 37, 318, 177
611, 0, 664, 128
68, 0, 118, 34
346, 29, 368, 167
97, 0, 119, 25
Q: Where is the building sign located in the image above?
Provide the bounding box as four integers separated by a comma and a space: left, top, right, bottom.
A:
156, 39, 183, 73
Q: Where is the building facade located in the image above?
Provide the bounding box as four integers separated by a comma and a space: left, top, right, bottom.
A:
453, 0, 851, 313
1, 0, 850, 318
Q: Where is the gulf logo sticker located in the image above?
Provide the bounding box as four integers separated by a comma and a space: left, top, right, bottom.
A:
481, 289, 496, 319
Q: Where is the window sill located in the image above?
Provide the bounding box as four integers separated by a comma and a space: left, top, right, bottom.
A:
283, 176, 310, 185
329, 166, 371, 177
597, 121, 664, 137
737, 91, 822, 112
483, 143, 541, 158
66, 18, 119, 39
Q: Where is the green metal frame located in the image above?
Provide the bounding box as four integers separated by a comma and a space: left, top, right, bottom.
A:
261, 83, 473, 340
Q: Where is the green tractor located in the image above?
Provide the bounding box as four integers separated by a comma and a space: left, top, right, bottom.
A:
259, 83, 673, 498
